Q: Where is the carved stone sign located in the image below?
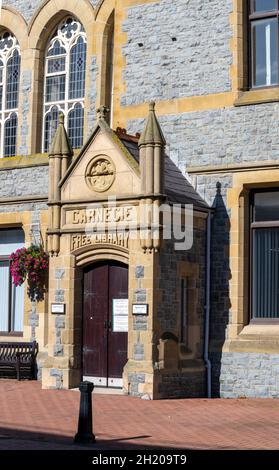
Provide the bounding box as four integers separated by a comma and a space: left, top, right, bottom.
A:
71, 232, 129, 251
85, 155, 115, 192
68, 206, 135, 225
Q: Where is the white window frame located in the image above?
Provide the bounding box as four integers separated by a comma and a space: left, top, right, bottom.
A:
0, 229, 25, 335
42, 17, 87, 152
0, 32, 20, 158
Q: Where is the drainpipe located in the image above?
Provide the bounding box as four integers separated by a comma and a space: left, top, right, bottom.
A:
204, 210, 212, 398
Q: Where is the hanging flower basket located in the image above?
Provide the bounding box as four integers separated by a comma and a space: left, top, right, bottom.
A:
10, 244, 49, 302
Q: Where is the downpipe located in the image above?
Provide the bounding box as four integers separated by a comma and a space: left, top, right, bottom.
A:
204, 211, 212, 398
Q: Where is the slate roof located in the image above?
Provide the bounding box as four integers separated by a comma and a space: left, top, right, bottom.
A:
116, 128, 209, 211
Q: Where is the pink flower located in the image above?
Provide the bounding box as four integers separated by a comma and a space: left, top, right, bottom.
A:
9, 244, 49, 301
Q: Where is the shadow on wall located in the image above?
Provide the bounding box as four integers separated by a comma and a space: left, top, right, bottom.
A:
209, 183, 231, 397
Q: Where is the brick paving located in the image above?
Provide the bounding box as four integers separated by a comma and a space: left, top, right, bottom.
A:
0, 380, 279, 450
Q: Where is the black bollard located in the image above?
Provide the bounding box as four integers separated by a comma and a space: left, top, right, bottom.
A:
74, 381, 96, 444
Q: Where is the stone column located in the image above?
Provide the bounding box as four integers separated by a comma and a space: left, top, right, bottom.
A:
123, 237, 156, 398
138, 102, 166, 253
47, 113, 73, 256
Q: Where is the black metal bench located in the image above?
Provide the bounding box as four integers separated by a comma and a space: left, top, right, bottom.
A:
0, 341, 38, 380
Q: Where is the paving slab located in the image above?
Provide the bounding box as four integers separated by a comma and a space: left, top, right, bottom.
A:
0, 380, 279, 450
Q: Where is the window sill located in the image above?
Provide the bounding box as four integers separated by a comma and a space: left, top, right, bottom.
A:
0, 332, 23, 340
240, 324, 279, 337
234, 87, 279, 107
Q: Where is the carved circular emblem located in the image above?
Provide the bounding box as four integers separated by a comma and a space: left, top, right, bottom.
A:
85, 155, 115, 192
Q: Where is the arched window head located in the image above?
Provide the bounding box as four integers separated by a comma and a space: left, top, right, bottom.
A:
0, 31, 21, 157
43, 17, 87, 153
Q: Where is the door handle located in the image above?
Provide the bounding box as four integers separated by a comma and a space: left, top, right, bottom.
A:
104, 320, 112, 330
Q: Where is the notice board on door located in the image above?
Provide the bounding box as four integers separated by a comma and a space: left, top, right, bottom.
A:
112, 299, 129, 332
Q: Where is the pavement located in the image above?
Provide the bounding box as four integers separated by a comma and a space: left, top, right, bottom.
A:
0, 380, 279, 450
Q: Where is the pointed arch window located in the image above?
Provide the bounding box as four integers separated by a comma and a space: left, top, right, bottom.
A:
0, 31, 21, 157
43, 17, 87, 153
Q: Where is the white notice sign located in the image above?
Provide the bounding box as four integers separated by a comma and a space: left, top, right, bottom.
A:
51, 303, 65, 314
132, 304, 148, 315
113, 299, 128, 332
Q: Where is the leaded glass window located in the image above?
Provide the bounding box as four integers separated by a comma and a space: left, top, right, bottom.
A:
0, 32, 20, 157
44, 105, 59, 155
68, 103, 84, 149
4, 113, 17, 157
43, 18, 87, 152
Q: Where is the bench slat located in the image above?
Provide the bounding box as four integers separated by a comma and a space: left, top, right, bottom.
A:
0, 341, 38, 380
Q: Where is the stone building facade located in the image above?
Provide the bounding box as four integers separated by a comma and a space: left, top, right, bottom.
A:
1, 0, 279, 398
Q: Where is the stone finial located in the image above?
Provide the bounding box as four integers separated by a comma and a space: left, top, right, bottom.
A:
59, 113, 65, 125
138, 101, 166, 147
49, 113, 73, 157
97, 105, 110, 121
149, 101, 155, 111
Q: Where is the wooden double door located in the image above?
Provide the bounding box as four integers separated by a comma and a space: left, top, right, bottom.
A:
83, 261, 128, 387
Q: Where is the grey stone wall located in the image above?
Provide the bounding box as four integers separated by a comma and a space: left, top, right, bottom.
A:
87, 56, 98, 136
127, 100, 279, 398
128, 372, 146, 396
122, 0, 233, 106
0, 201, 47, 213
29, 302, 39, 341
220, 353, 279, 398
158, 228, 205, 337
129, 111, 237, 396
3, 0, 99, 23
158, 371, 206, 398
3, 0, 41, 22
19, 70, 32, 156
53, 269, 66, 357
127, 102, 279, 171
130, 224, 207, 399
127, 105, 279, 397
204, 180, 231, 397
195, 174, 232, 207
54, 316, 65, 357
50, 368, 63, 389
196, 177, 231, 352
209, 187, 230, 349
154, 225, 206, 398
0, 166, 48, 198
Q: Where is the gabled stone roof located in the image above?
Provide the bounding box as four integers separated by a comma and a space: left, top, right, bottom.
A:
57, 107, 209, 211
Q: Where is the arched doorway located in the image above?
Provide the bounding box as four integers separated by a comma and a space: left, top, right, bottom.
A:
83, 261, 128, 387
